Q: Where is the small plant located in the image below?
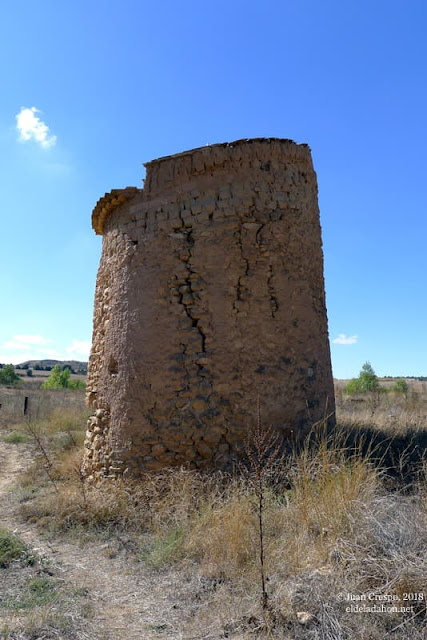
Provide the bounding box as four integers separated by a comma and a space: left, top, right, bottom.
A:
244, 398, 281, 611
26, 576, 58, 606
23, 415, 58, 493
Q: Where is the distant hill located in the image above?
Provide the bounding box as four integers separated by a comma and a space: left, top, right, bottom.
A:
16, 359, 88, 375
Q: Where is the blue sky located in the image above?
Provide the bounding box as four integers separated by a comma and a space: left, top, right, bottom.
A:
0, 0, 426, 378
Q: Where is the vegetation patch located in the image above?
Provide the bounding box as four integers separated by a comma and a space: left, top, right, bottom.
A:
0, 529, 29, 568
3, 431, 27, 444
141, 527, 186, 567
3, 576, 59, 611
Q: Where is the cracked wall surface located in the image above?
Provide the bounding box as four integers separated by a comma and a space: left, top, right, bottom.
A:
83, 138, 335, 478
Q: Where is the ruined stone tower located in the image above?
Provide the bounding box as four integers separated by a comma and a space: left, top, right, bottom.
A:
83, 138, 335, 478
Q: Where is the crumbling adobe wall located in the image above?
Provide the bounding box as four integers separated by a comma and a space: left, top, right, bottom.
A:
83, 138, 335, 478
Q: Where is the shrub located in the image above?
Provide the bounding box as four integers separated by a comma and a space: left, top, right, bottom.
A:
68, 378, 86, 390
0, 529, 27, 567
343, 377, 363, 395
393, 378, 409, 394
0, 364, 20, 385
3, 431, 27, 444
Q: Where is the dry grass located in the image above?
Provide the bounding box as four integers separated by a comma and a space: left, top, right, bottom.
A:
0, 387, 88, 430
0, 530, 91, 640
20, 428, 427, 636
335, 379, 427, 435
183, 490, 256, 576
2, 382, 427, 638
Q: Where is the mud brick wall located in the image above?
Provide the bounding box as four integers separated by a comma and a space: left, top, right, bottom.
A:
83, 138, 335, 478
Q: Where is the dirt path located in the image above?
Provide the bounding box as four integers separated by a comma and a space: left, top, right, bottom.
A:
0, 442, 33, 495
0, 443, 214, 640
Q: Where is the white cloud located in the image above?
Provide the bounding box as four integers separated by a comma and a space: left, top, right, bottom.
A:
16, 107, 57, 148
333, 333, 358, 345
3, 340, 29, 350
0, 334, 90, 365
2, 334, 50, 350
0, 352, 35, 366
13, 334, 50, 345
0, 335, 54, 364
66, 340, 91, 359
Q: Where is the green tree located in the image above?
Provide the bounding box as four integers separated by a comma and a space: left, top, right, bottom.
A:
0, 364, 20, 385
41, 364, 85, 390
41, 364, 71, 389
358, 361, 379, 392
344, 361, 380, 395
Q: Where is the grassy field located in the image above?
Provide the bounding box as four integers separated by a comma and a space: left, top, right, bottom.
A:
0, 382, 425, 639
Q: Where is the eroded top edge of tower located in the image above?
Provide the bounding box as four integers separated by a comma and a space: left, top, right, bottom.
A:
144, 137, 309, 167
91, 137, 312, 235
